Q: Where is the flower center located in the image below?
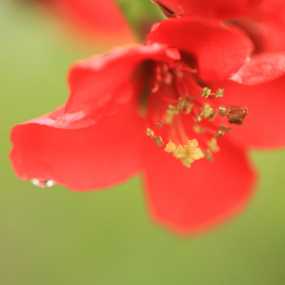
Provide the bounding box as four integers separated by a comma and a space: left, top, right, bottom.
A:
145, 63, 248, 167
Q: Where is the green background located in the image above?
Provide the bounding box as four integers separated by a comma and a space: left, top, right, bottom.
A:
1, 2, 285, 284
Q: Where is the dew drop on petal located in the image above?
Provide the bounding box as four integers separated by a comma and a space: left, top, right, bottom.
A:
31, 178, 56, 189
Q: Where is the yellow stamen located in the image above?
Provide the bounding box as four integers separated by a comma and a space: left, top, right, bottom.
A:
145, 75, 248, 168
164, 97, 193, 124
164, 140, 177, 153
164, 139, 204, 167
201, 87, 212, 98
215, 88, 224, 98
201, 103, 215, 119
177, 97, 193, 114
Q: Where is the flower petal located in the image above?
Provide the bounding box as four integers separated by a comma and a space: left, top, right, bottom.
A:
66, 44, 180, 114
226, 1, 285, 53
148, 18, 253, 82
229, 18, 285, 53
154, 0, 259, 18
46, 0, 134, 45
11, 44, 179, 190
10, 43, 181, 190
231, 53, 285, 85
217, 76, 285, 148
142, 137, 255, 234
11, 98, 144, 191
154, 1, 285, 54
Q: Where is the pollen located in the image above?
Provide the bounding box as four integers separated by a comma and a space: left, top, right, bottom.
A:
164, 97, 193, 124
165, 139, 204, 167
146, 63, 248, 169
215, 88, 224, 98
177, 97, 193, 114
218, 106, 248, 125
201, 103, 215, 119
201, 87, 212, 98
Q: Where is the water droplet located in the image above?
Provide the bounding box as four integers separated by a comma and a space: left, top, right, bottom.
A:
31, 179, 55, 189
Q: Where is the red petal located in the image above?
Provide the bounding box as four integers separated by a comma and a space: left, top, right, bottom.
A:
230, 18, 285, 53
11, 99, 144, 191
154, 0, 260, 18
10, 44, 180, 190
226, 1, 285, 53
66, 44, 180, 114
257, 0, 285, 18
231, 53, 285, 85
142, 137, 255, 234
46, 0, 134, 45
148, 18, 253, 81
217, 76, 285, 148
154, 1, 285, 54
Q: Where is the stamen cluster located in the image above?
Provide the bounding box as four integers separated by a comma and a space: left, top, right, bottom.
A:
146, 64, 248, 167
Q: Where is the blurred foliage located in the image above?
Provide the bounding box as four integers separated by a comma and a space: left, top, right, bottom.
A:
118, 0, 164, 38
1, 1, 285, 285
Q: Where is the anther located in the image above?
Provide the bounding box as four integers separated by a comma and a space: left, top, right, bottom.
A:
146, 70, 248, 168
218, 106, 248, 125
164, 97, 193, 124
215, 88, 224, 98
165, 139, 204, 167
201, 87, 224, 99
201, 87, 212, 98
177, 97, 193, 114
201, 104, 215, 120
216, 126, 231, 137
218, 106, 228, 116
227, 107, 248, 125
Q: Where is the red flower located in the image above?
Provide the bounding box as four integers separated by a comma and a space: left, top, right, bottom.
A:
154, 0, 285, 148
154, 0, 281, 21
11, 18, 265, 234
37, 0, 134, 45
